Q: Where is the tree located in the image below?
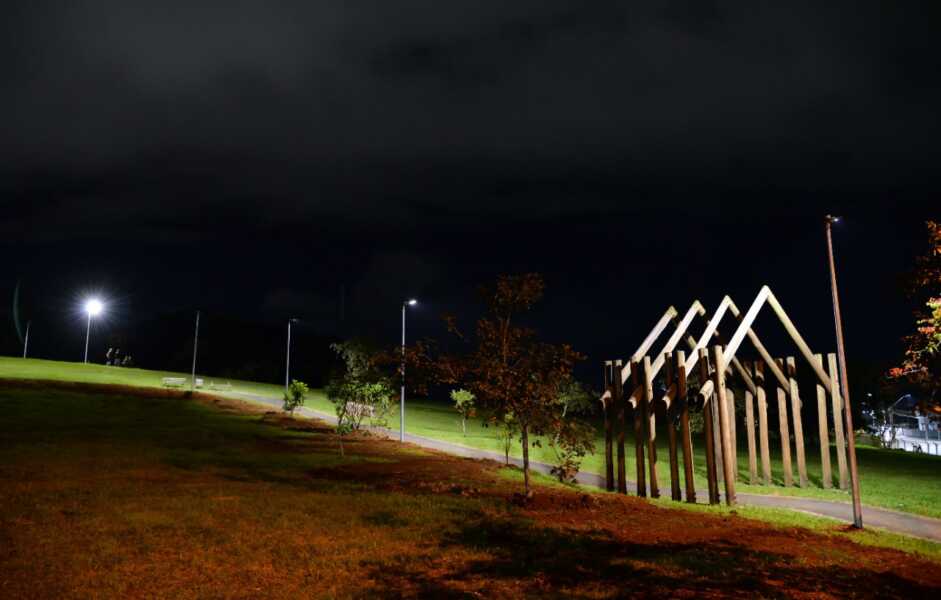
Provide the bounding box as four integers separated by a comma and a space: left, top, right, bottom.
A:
450, 388, 476, 436
549, 380, 596, 482
282, 379, 309, 415
890, 221, 941, 407
325, 341, 394, 454
438, 273, 592, 496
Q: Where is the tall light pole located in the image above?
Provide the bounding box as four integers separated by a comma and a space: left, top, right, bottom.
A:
23, 321, 31, 359
825, 215, 863, 528
401, 299, 418, 442
285, 318, 298, 392
191, 311, 200, 391
83, 298, 104, 364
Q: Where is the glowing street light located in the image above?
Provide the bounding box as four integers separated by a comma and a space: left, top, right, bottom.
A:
285, 317, 299, 392
400, 299, 418, 442
83, 298, 104, 364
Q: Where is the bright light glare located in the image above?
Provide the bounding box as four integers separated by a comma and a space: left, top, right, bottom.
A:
407, 299, 418, 306
85, 298, 104, 316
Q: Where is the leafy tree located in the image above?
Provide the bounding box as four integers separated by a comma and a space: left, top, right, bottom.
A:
282, 379, 309, 415
890, 221, 941, 406
437, 273, 592, 496
325, 341, 394, 454
548, 380, 596, 482
450, 388, 476, 436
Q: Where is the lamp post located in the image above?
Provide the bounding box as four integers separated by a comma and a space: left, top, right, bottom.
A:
401, 299, 418, 442
83, 298, 103, 364
191, 311, 200, 391
824, 215, 863, 528
23, 321, 30, 359
285, 318, 298, 392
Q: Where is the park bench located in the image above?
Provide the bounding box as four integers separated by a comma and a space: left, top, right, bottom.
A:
208, 381, 233, 391
194, 378, 204, 388
161, 377, 186, 388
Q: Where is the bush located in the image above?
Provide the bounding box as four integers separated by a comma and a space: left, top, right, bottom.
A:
283, 380, 309, 415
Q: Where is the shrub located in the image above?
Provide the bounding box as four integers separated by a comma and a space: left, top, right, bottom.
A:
283, 379, 309, 415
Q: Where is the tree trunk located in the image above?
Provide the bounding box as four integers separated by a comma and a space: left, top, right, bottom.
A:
462, 417, 466, 436
521, 426, 531, 495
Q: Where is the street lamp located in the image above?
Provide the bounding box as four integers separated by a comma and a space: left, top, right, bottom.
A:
824, 215, 863, 528
83, 298, 104, 364
191, 311, 200, 391
285, 318, 298, 392
400, 299, 418, 442
23, 320, 31, 359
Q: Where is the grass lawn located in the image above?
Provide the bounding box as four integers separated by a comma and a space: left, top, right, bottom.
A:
1, 383, 940, 598
3, 355, 941, 520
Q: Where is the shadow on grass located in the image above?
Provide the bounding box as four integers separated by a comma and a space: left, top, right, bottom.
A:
364, 516, 939, 598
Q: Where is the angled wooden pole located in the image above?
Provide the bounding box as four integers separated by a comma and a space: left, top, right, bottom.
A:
677, 350, 696, 503
776, 358, 794, 487
727, 388, 738, 481
712, 379, 724, 484
815, 354, 833, 489
699, 348, 720, 504
828, 353, 849, 490
642, 356, 659, 498
787, 357, 808, 487
744, 381, 758, 486
755, 361, 772, 485
711, 345, 736, 505
664, 352, 682, 501
630, 359, 646, 497
603, 361, 614, 491
614, 360, 627, 494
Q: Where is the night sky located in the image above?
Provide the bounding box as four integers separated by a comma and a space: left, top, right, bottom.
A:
3, 2, 939, 386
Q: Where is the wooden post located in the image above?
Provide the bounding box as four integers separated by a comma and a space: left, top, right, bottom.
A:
745, 384, 758, 485
664, 352, 681, 501
828, 353, 849, 490
755, 361, 772, 485
677, 351, 696, 503
603, 361, 614, 491
630, 359, 646, 497
787, 357, 809, 488
815, 354, 832, 489
776, 358, 794, 487
699, 349, 720, 504
642, 356, 660, 498
711, 346, 736, 505
727, 388, 738, 482
614, 360, 627, 494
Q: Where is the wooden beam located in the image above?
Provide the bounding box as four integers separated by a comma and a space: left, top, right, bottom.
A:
755, 361, 772, 485
829, 353, 849, 490
787, 357, 808, 487
664, 352, 681, 501
620, 307, 680, 385
815, 354, 833, 489
776, 358, 794, 487
728, 388, 738, 482
615, 360, 627, 494
711, 346, 737, 505
699, 349, 720, 504
677, 351, 696, 503
745, 384, 758, 485
630, 359, 646, 497
642, 356, 659, 498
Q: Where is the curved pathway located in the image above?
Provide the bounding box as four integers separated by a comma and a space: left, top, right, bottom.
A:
230, 392, 941, 544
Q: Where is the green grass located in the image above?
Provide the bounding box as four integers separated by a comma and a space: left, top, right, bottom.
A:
4, 355, 941, 520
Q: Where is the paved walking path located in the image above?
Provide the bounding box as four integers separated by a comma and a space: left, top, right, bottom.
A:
231, 392, 941, 544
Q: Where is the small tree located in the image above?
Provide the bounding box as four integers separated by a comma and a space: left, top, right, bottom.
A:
549, 380, 595, 482
451, 388, 476, 436
282, 379, 309, 416
438, 273, 593, 496
497, 412, 517, 465
890, 221, 941, 407
325, 341, 394, 454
